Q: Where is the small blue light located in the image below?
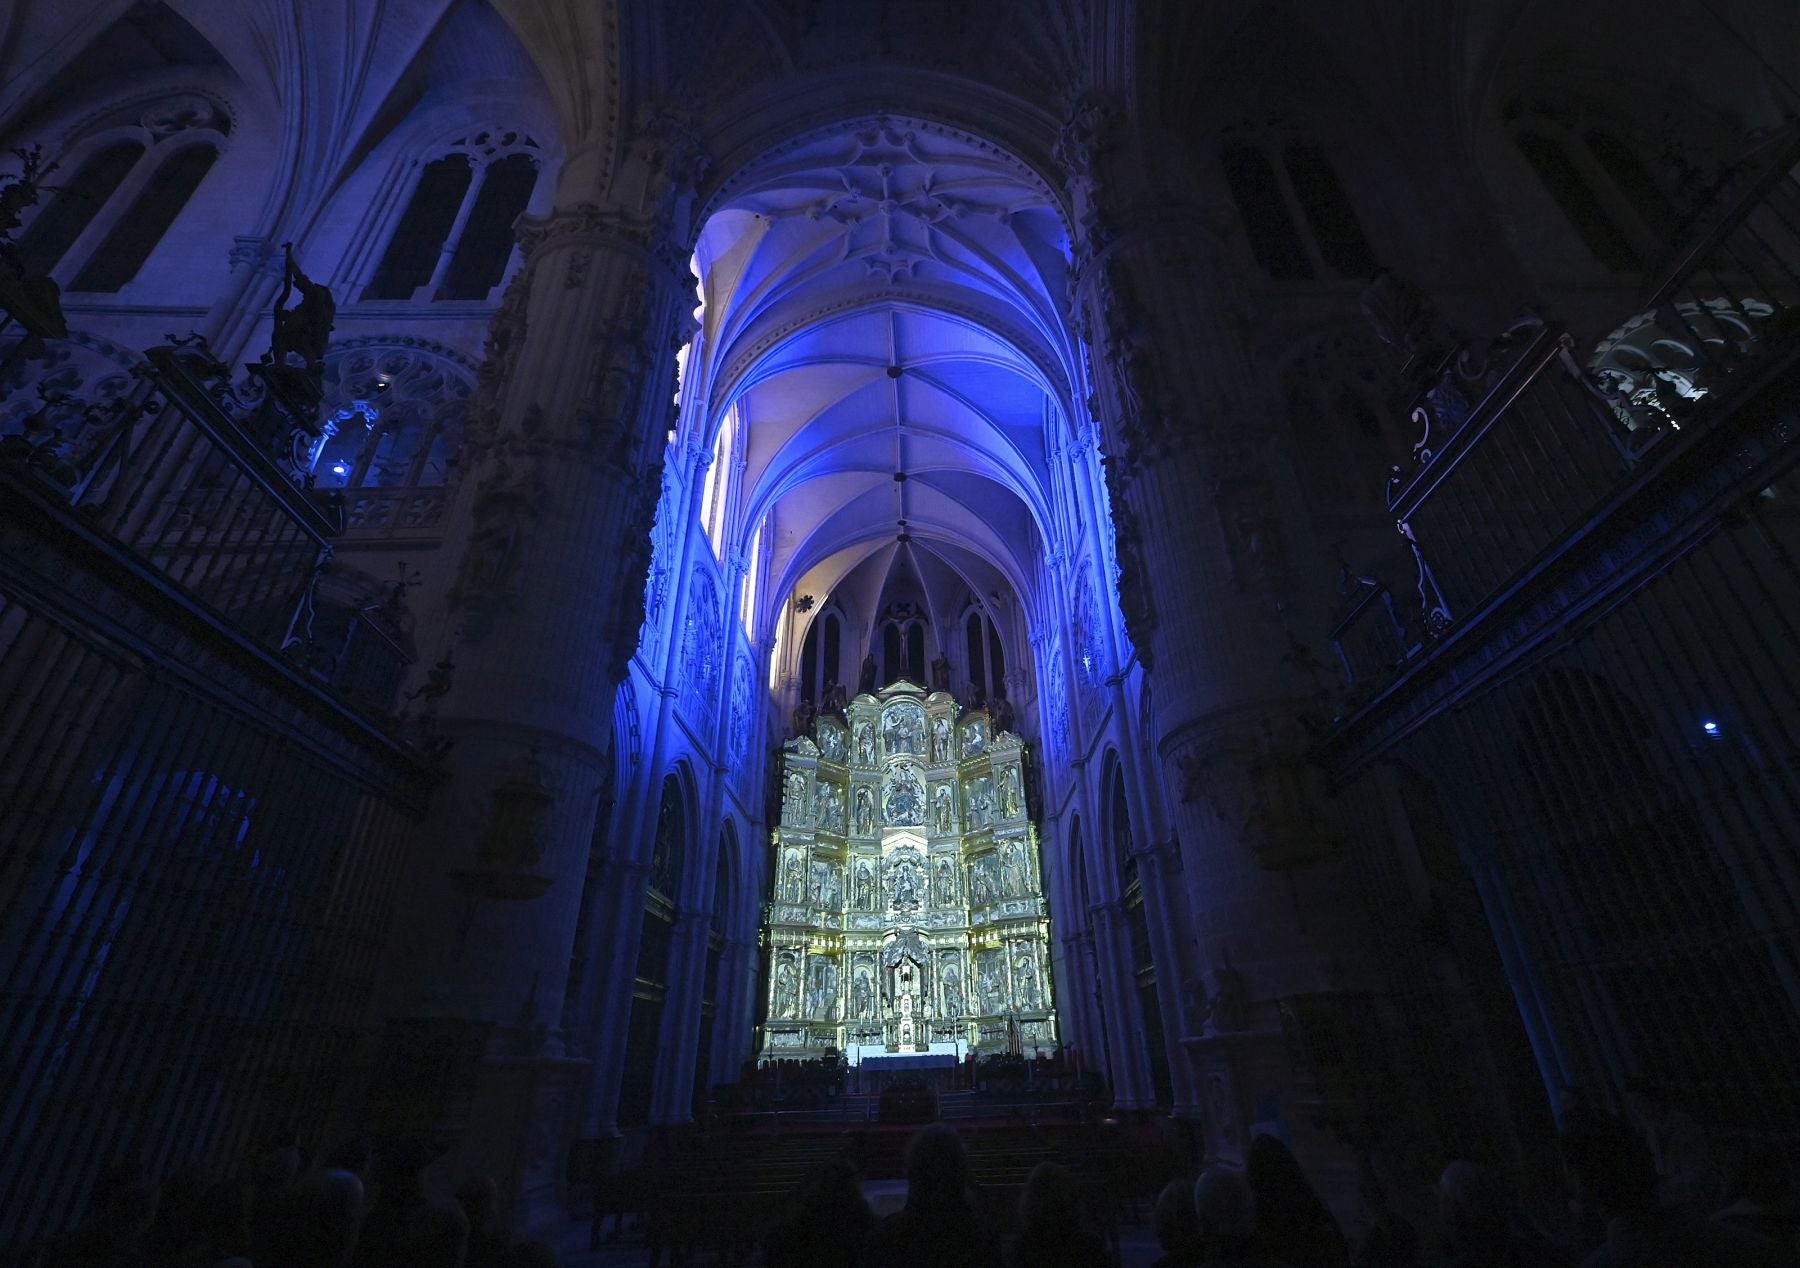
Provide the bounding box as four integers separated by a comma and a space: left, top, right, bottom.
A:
1702, 720, 1721, 737
330, 463, 348, 476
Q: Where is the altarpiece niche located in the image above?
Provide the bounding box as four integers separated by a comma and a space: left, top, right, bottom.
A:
760, 679, 1057, 1063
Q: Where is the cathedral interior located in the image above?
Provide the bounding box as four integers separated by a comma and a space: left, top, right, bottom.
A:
2, 0, 1799, 1262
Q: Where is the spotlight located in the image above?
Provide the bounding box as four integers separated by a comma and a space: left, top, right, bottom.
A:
1702, 720, 1722, 738
330, 463, 348, 477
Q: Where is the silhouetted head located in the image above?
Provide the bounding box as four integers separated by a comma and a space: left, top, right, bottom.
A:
1725, 1138, 1793, 1208
802, 1158, 870, 1222
1438, 1160, 1511, 1246
905, 1124, 968, 1212
1561, 1113, 1657, 1221
506, 1239, 561, 1267
1153, 1178, 1202, 1261
1193, 1166, 1256, 1250
457, 1174, 499, 1232
1019, 1161, 1082, 1235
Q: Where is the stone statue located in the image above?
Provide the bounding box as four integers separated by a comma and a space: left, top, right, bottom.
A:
992, 690, 1015, 735
934, 855, 956, 903
1000, 764, 1022, 818
931, 654, 951, 691
819, 724, 846, 763
853, 858, 874, 909
270, 244, 335, 378
792, 697, 816, 736
781, 850, 804, 903
931, 715, 952, 763
859, 654, 877, 694
942, 965, 964, 1019
963, 718, 986, 755
854, 721, 875, 765
853, 968, 874, 1019
782, 772, 807, 825
889, 857, 923, 911
823, 679, 847, 713
1016, 954, 1042, 1010
933, 782, 954, 834
1000, 840, 1026, 896
773, 960, 798, 1017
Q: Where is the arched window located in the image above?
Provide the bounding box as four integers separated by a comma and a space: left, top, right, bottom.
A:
1515, 130, 1641, 272
797, 602, 847, 707
875, 603, 928, 687
364, 129, 540, 302
16, 93, 231, 292
16, 141, 144, 277
961, 603, 1007, 704
1221, 135, 1376, 282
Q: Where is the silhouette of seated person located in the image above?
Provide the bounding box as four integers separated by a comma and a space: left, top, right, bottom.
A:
763, 1158, 875, 1267
262, 1167, 365, 1268
1244, 1135, 1349, 1268
1435, 1159, 1573, 1268
1711, 1138, 1800, 1250
864, 1124, 1001, 1268
1008, 1160, 1109, 1268
1192, 1166, 1281, 1268
349, 1137, 468, 1268
1561, 1112, 1782, 1267
1150, 1178, 1204, 1268
45, 1158, 159, 1268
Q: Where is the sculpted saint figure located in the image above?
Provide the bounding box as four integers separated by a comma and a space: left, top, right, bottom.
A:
853, 786, 875, 835
933, 783, 954, 834
931, 716, 952, 763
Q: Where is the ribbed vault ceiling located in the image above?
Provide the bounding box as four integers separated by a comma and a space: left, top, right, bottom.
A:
690, 119, 1078, 647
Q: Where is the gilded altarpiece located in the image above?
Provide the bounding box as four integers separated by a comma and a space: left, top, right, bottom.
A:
760, 681, 1057, 1062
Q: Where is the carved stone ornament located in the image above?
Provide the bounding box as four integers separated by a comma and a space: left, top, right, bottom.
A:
456, 750, 555, 899
1175, 740, 1342, 870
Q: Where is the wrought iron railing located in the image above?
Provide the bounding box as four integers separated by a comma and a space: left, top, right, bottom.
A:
0, 331, 427, 709
1331, 124, 1800, 700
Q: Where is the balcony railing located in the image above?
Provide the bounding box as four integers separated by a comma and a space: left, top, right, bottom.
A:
1, 332, 418, 710
1332, 124, 1800, 703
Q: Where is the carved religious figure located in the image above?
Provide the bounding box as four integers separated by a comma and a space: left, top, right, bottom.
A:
818, 723, 847, 763
815, 783, 845, 834
1000, 840, 1027, 896
806, 958, 839, 1020
933, 782, 955, 835
1000, 764, 1022, 818
934, 855, 957, 905
931, 654, 951, 692
783, 773, 807, 826
853, 858, 874, 910
882, 704, 923, 757
965, 777, 992, 829
976, 951, 1004, 1016
931, 715, 953, 763
963, 718, 986, 755
853, 721, 875, 765
853, 967, 874, 1019
772, 958, 798, 1018
1015, 951, 1042, 1010
780, 850, 804, 903
883, 764, 924, 826
808, 861, 828, 905
853, 786, 875, 835
942, 963, 964, 1019
887, 854, 925, 913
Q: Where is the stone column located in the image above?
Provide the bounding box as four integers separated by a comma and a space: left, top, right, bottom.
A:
1132, 842, 1201, 1116
1089, 900, 1152, 1109
650, 909, 715, 1123
1061, 101, 1380, 1177
379, 185, 694, 1227
575, 860, 653, 1137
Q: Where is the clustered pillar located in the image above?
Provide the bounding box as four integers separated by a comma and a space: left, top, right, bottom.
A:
1062, 102, 1381, 1178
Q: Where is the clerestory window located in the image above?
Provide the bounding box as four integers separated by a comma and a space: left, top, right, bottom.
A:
364, 129, 540, 302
